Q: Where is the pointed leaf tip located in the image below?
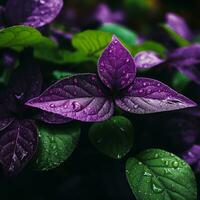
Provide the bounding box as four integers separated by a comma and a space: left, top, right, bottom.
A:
116, 77, 196, 114
98, 35, 136, 90
26, 74, 114, 122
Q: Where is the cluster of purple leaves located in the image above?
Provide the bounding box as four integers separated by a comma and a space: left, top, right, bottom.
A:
0, 0, 200, 177
0, 57, 70, 175
26, 36, 196, 122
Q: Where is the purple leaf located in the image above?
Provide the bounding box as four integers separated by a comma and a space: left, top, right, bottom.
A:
94, 3, 124, 24
36, 111, 72, 124
168, 44, 200, 85
0, 120, 38, 175
183, 145, 200, 172
183, 145, 200, 165
0, 6, 5, 29
98, 36, 136, 90
5, 0, 63, 28
26, 74, 114, 122
6, 65, 42, 112
0, 104, 14, 131
115, 77, 196, 114
134, 51, 164, 70
166, 12, 192, 40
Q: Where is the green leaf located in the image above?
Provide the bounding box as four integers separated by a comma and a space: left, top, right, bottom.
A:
72, 30, 112, 57
126, 149, 197, 200
131, 41, 167, 57
34, 37, 95, 64
52, 70, 73, 80
0, 25, 42, 49
33, 124, 80, 171
89, 116, 134, 159
161, 24, 190, 47
100, 23, 137, 46
172, 72, 191, 92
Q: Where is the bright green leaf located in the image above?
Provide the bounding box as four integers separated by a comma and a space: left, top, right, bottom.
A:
0, 25, 42, 49
131, 41, 167, 57
161, 24, 190, 47
33, 124, 80, 171
126, 149, 197, 200
34, 37, 95, 64
89, 116, 134, 159
52, 70, 73, 80
100, 23, 137, 46
72, 30, 112, 57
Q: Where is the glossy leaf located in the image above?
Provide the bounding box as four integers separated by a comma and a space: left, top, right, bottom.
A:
72, 30, 112, 57
115, 77, 196, 114
98, 36, 136, 90
134, 51, 164, 69
5, 0, 63, 28
26, 74, 114, 122
100, 23, 137, 46
126, 149, 197, 200
161, 24, 190, 47
0, 26, 42, 49
0, 120, 38, 175
33, 124, 80, 171
89, 116, 134, 159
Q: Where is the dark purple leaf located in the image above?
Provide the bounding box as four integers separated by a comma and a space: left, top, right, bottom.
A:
5, 0, 63, 28
166, 12, 192, 40
183, 145, 200, 172
168, 44, 200, 85
0, 6, 5, 29
183, 145, 200, 165
94, 3, 124, 24
0, 104, 14, 131
0, 119, 38, 175
134, 51, 164, 70
98, 36, 136, 90
36, 111, 72, 124
26, 74, 114, 122
6, 64, 42, 112
115, 77, 196, 114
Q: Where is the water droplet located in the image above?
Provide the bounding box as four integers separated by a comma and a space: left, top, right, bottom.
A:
91, 76, 96, 81
144, 172, 152, 177
50, 103, 55, 108
138, 162, 142, 165
154, 153, 159, 158
120, 127, 125, 132
172, 161, 179, 168
114, 40, 118, 44
71, 101, 82, 111
143, 82, 147, 86
152, 183, 163, 193
109, 50, 112, 53
164, 160, 169, 166
134, 105, 138, 109
126, 59, 130, 63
